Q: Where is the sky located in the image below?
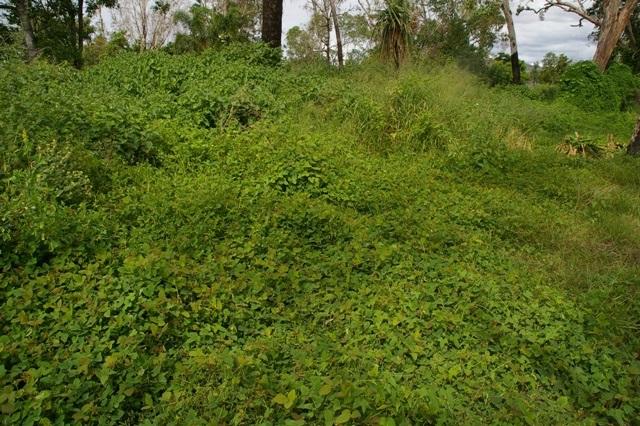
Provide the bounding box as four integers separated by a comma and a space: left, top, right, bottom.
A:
282, 0, 597, 63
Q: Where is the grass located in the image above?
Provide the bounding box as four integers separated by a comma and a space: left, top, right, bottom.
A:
1, 47, 639, 424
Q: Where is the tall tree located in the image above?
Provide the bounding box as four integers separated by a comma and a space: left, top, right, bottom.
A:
309, 0, 332, 62
75, 0, 83, 67
501, 0, 520, 83
285, 24, 324, 61
172, 0, 254, 52
329, 0, 343, 66
1, 0, 118, 65
15, 0, 37, 60
261, 0, 282, 47
414, 0, 503, 59
520, 0, 639, 71
113, 0, 177, 51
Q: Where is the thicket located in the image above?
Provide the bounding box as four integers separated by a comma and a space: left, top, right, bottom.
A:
485, 57, 640, 113
1, 45, 640, 424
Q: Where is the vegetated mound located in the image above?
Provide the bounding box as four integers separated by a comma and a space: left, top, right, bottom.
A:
1, 46, 639, 425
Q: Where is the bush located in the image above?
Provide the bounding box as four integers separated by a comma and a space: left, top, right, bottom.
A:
485, 59, 512, 86
560, 61, 639, 112
606, 62, 639, 110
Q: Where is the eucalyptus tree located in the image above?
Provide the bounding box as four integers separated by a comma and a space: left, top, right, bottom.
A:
308, 0, 332, 62
520, 0, 639, 71
501, 0, 520, 83
329, 0, 343, 66
261, 0, 282, 47
113, 0, 176, 52
15, 0, 37, 60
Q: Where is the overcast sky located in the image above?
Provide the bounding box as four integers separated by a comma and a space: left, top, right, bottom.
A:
282, 0, 596, 63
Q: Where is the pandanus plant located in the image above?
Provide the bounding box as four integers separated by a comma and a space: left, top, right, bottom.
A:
376, 0, 412, 69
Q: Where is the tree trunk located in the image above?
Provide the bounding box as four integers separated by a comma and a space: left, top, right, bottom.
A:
261, 0, 283, 48
98, 6, 106, 36
15, 0, 37, 62
325, 13, 331, 63
501, 0, 520, 84
628, 115, 640, 155
75, 0, 84, 68
330, 0, 343, 67
593, 0, 639, 70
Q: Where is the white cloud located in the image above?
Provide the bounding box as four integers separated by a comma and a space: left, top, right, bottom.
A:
510, 5, 595, 62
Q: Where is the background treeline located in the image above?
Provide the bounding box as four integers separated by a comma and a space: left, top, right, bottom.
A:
3, 0, 640, 123
3, 0, 640, 75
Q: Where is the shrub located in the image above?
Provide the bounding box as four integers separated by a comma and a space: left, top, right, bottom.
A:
560, 61, 639, 112
485, 59, 512, 86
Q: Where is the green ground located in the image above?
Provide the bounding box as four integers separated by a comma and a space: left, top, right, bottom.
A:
1, 47, 640, 424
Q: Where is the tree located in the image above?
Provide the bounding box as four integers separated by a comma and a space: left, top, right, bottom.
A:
172, 1, 254, 52
261, 0, 282, 47
329, 0, 342, 66
309, 0, 332, 62
501, 0, 520, 83
376, 0, 412, 69
340, 11, 374, 59
285, 25, 324, 61
520, 0, 640, 71
414, 0, 503, 60
1, 0, 112, 65
15, 0, 37, 60
83, 30, 129, 64
587, 0, 640, 72
538, 52, 571, 83
76, 0, 119, 67
113, 0, 178, 52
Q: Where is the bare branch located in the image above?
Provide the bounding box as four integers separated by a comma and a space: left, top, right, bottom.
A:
517, 0, 601, 26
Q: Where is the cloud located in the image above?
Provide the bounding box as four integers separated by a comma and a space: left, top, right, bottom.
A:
510, 6, 596, 62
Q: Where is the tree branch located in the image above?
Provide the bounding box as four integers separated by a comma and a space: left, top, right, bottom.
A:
517, 0, 601, 27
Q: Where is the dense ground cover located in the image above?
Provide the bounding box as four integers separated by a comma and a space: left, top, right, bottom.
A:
1, 46, 640, 424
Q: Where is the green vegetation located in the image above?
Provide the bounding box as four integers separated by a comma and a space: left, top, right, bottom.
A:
376, 0, 412, 69
1, 45, 640, 424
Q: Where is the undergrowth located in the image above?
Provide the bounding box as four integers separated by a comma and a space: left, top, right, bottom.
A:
1, 45, 639, 425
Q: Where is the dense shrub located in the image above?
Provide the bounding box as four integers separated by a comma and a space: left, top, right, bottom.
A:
504, 83, 560, 102
560, 61, 639, 112
485, 59, 512, 86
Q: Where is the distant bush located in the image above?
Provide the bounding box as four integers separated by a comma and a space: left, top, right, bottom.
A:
504, 84, 560, 102
538, 52, 571, 84
485, 59, 512, 86
560, 61, 639, 112
606, 62, 639, 110
524, 83, 561, 101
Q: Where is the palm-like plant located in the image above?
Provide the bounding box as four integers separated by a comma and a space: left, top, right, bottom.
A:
376, 0, 412, 69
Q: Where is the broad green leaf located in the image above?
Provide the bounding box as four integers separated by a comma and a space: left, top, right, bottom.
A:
319, 383, 332, 396
334, 409, 351, 424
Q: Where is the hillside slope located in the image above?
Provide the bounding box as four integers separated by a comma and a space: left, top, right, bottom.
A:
1, 47, 639, 424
